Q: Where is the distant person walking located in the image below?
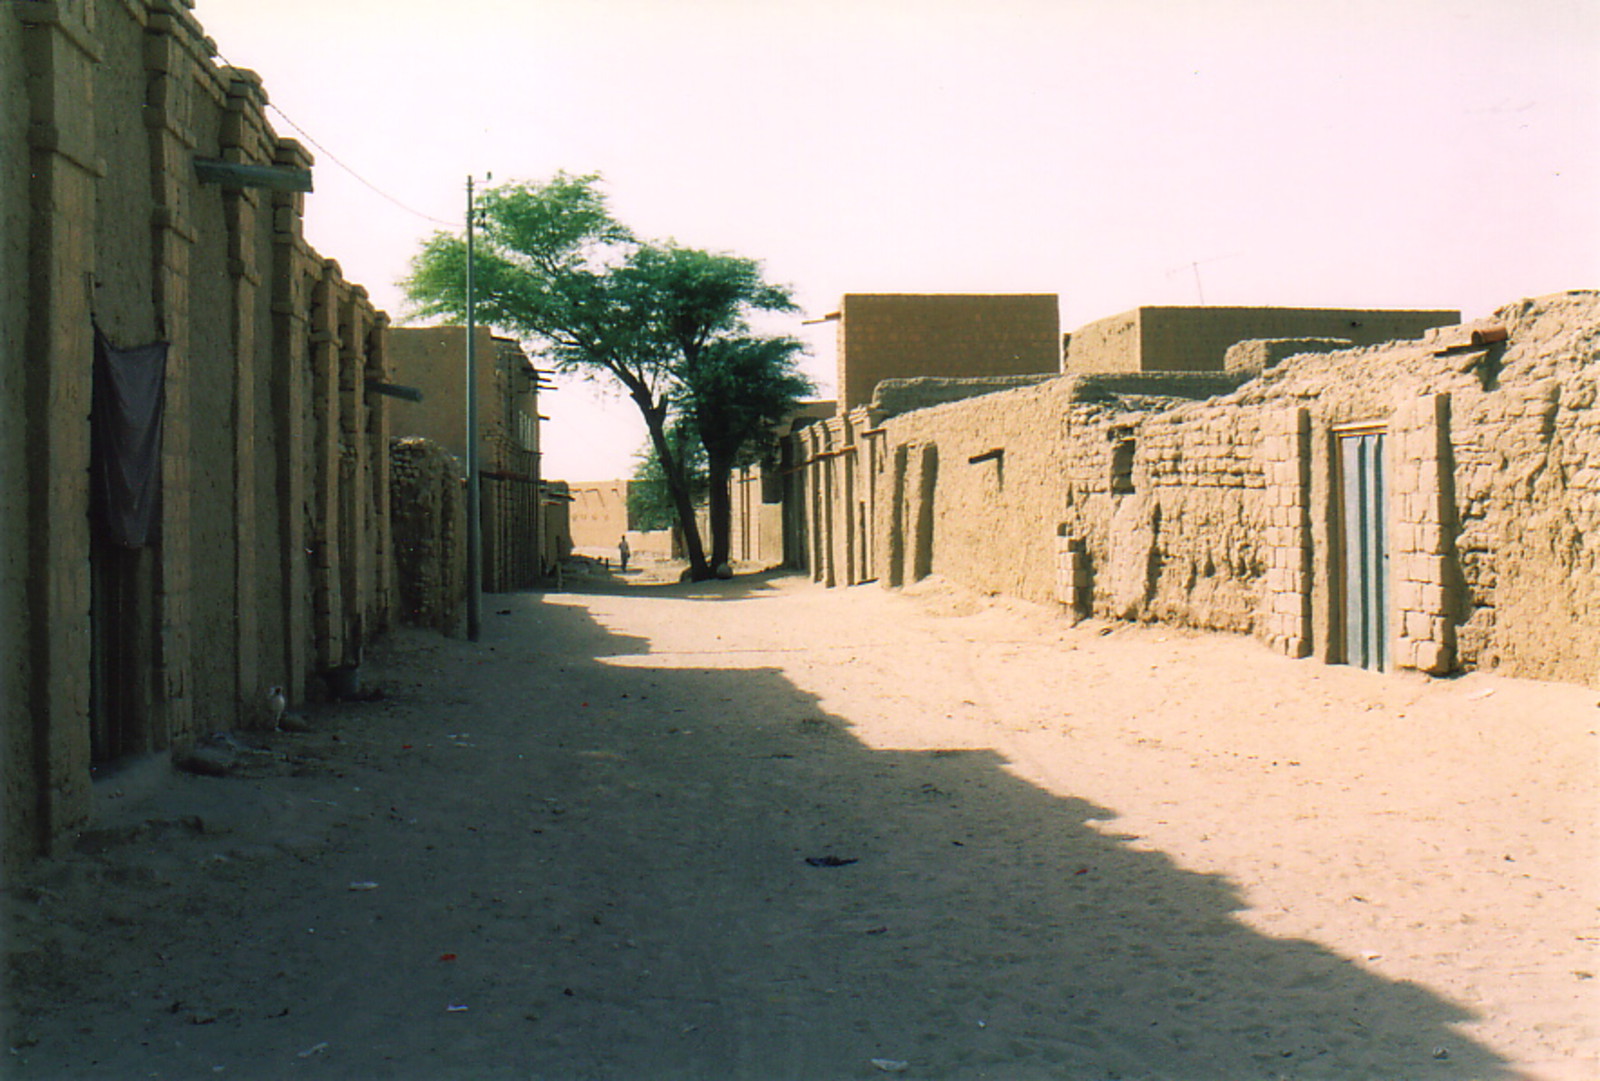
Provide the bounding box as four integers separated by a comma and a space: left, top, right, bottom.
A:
618, 535, 630, 573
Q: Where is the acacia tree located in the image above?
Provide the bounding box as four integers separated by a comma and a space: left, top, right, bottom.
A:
403, 173, 809, 580
626, 423, 705, 533
679, 335, 810, 570
625, 244, 811, 571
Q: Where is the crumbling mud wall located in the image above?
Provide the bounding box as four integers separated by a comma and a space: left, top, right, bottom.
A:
796, 292, 1597, 688
2, 0, 395, 866
1237, 291, 1600, 683
390, 438, 467, 631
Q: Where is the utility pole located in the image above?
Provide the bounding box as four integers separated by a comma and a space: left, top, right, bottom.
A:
465, 175, 483, 642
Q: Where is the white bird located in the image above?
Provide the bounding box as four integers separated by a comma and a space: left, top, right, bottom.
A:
267, 685, 287, 729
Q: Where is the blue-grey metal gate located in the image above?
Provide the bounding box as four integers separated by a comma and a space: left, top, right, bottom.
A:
1339, 428, 1388, 670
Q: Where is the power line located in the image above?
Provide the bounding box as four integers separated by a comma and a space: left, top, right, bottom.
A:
213, 51, 457, 229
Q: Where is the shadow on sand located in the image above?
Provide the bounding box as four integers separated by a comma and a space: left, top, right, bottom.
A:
8, 580, 1514, 1081
472, 588, 1507, 1080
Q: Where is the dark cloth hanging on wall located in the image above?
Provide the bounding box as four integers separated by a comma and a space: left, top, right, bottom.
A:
92, 329, 169, 547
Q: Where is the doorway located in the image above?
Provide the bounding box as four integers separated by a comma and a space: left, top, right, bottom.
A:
1338, 426, 1388, 670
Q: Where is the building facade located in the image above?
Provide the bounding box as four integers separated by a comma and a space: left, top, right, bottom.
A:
386, 327, 545, 592
3, 0, 395, 865
781, 295, 1598, 687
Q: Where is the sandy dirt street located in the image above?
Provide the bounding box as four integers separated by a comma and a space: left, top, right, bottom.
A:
6, 565, 1597, 1080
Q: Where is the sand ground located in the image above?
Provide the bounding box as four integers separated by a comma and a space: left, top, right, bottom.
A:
6, 563, 1597, 1080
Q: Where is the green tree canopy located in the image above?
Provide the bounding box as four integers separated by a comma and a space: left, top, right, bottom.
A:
403, 173, 812, 580
627, 424, 706, 534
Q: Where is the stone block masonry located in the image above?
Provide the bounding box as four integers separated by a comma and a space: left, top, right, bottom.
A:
391, 438, 467, 631
791, 292, 1598, 690
1256, 408, 1313, 658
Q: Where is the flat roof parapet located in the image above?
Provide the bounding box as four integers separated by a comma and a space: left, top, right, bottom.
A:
871, 374, 1061, 419
1067, 372, 1250, 404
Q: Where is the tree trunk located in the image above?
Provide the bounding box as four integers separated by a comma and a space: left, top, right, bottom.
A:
638, 403, 710, 581
705, 445, 735, 573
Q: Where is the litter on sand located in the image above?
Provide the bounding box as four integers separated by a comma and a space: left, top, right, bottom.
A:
870, 1059, 909, 1072
348, 881, 379, 891
805, 855, 858, 868
297, 1042, 329, 1058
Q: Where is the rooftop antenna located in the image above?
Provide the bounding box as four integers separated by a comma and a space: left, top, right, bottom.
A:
1165, 252, 1241, 305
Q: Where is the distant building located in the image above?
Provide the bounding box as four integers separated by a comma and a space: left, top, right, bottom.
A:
1064, 306, 1460, 374
387, 327, 545, 591
568, 480, 632, 550
829, 294, 1061, 410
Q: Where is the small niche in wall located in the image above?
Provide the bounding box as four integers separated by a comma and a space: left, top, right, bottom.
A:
1109, 427, 1136, 494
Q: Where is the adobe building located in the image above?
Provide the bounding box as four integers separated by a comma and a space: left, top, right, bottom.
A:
568, 481, 632, 550
788, 293, 1598, 688
829, 294, 1061, 410
386, 327, 545, 591
567, 481, 681, 560
3, 1, 395, 865
1064, 306, 1460, 373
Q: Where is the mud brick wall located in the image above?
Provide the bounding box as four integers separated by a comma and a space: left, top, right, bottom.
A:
1066, 307, 1458, 374
0, 5, 30, 872
727, 465, 785, 566
1440, 298, 1600, 683
795, 292, 1597, 688
2, 0, 395, 865
872, 380, 1078, 604
569, 482, 631, 550
836, 294, 1060, 410
387, 330, 543, 593
1093, 401, 1269, 631
481, 338, 540, 591
390, 438, 466, 631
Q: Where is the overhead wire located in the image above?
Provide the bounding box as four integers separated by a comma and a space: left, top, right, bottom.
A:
212, 49, 458, 229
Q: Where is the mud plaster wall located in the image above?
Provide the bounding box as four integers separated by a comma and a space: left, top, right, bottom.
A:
837, 295, 1060, 410
1061, 398, 1271, 632
2, 0, 396, 865
387, 328, 539, 592
727, 467, 784, 566
799, 293, 1597, 687
568, 483, 631, 549
385, 326, 488, 466
1, 12, 32, 871
876, 380, 1078, 604
1236, 293, 1600, 684
481, 337, 540, 591
1066, 307, 1459, 374
185, 62, 238, 726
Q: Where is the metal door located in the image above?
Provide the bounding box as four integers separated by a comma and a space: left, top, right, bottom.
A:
1340, 428, 1388, 670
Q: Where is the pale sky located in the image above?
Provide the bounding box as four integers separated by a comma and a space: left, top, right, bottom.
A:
197, 0, 1600, 482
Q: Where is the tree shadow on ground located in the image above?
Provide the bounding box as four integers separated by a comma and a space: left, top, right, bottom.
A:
549, 561, 800, 602
6, 592, 1515, 1081
462, 597, 1510, 1080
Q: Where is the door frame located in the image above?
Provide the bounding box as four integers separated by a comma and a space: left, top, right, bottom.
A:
1334, 421, 1389, 671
